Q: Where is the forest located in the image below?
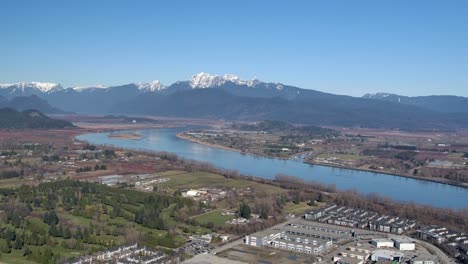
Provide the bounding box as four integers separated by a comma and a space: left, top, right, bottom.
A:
0, 108, 73, 129
0, 180, 198, 263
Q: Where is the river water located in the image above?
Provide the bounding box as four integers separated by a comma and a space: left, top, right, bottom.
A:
77, 127, 468, 209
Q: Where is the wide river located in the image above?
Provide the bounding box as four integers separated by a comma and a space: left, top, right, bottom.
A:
77, 127, 468, 209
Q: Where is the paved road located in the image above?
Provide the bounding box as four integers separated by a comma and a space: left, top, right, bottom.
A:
416, 240, 456, 264
210, 217, 456, 264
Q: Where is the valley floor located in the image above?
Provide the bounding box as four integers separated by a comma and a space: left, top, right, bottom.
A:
0, 116, 465, 263
178, 124, 468, 188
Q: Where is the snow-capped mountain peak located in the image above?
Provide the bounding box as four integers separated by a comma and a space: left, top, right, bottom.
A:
189, 72, 263, 88
190, 72, 225, 88
136, 80, 166, 91
247, 77, 260, 87
0, 82, 63, 93
0, 83, 13, 89
72, 84, 108, 91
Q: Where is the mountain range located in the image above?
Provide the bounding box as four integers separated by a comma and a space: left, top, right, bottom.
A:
0, 95, 67, 114
1, 73, 468, 130
363, 93, 468, 114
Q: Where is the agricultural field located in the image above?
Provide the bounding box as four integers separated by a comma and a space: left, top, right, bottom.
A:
180, 121, 468, 186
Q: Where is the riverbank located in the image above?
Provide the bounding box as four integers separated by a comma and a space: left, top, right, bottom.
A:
176, 132, 295, 160
305, 159, 467, 189
176, 133, 246, 153
108, 132, 143, 140
177, 132, 467, 189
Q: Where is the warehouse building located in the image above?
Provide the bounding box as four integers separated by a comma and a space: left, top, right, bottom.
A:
371, 250, 404, 262
371, 238, 394, 248
392, 237, 416, 251
245, 221, 338, 255
245, 229, 281, 247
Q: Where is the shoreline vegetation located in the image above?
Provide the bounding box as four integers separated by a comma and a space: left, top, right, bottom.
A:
176, 132, 468, 189
75, 131, 468, 232
108, 132, 143, 140
176, 132, 246, 153
176, 132, 291, 160
2, 124, 466, 263
305, 159, 468, 189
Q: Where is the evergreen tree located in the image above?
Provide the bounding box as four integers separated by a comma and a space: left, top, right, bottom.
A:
63, 227, 72, 239
239, 203, 251, 219
13, 237, 23, 250
22, 246, 31, 257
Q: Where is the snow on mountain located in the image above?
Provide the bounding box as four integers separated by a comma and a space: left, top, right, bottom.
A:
0, 82, 63, 93
1, 73, 287, 96
72, 84, 108, 92
0, 83, 13, 89
189, 72, 273, 89
190, 73, 228, 88
136, 80, 165, 91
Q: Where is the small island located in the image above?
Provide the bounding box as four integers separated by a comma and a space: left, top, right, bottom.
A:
108, 132, 143, 140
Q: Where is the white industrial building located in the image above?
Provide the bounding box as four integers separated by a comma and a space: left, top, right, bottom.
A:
371, 238, 394, 248
410, 255, 437, 264
371, 250, 404, 262
245, 221, 337, 255
393, 237, 416, 251
333, 256, 364, 264
245, 229, 281, 247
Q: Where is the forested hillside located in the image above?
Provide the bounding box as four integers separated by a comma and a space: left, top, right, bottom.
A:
0, 108, 73, 129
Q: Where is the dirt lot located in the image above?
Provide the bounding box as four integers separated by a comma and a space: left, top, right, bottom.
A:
217, 244, 318, 264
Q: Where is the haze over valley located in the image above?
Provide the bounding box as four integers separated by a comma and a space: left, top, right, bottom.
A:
1, 1, 467, 264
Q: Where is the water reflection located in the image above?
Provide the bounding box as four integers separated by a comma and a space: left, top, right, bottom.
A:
77, 127, 468, 209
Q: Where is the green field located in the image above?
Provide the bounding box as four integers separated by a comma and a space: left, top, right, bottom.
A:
0, 249, 38, 264
0, 178, 23, 189
283, 202, 314, 215
159, 171, 286, 196
192, 210, 235, 226
317, 153, 367, 160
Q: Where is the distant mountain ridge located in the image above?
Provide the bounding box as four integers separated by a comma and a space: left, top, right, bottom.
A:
363, 93, 468, 113
0, 95, 67, 114
2, 73, 468, 130
0, 108, 74, 129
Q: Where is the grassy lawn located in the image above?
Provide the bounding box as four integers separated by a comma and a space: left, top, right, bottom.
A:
159, 171, 285, 195
318, 153, 367, 160
283, 202, 314, 215
192, 210, 234, 226
157, 170, 187, 176
0, 249, 38, 264
59, 212, 94, 226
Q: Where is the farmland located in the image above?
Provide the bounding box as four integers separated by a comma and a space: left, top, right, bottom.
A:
180, 121, 468, 187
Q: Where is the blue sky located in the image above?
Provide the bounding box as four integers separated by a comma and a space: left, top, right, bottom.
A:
1, 0, 467, 96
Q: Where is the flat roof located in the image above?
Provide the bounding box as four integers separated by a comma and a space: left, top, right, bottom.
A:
284, 234, 331, 244
249, 228, 281, 238
371, 238, 393, 243
275, 238, 325, 248
335, 256, 364, 264
372, 249, 404, 258
282, 226, 348, 240
392, 237, 415, 243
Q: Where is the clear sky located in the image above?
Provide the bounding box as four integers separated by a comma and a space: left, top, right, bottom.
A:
1, 0, 467, 97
